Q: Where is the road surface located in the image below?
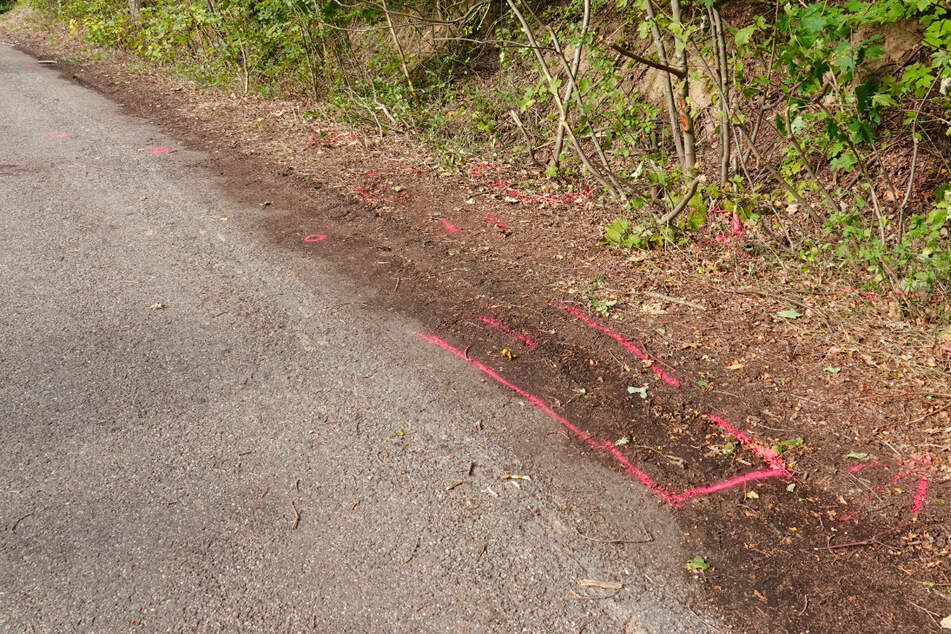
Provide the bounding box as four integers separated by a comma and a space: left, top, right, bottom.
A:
0, 43, 720, 632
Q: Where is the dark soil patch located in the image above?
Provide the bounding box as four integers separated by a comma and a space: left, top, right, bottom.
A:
4, 15, 950, 632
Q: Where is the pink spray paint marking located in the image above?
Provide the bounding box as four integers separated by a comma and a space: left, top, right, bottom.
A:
478, 315, 536, 348
145, 146, 170, 154
839, 454, 933, 520
439, 218, 459, 233
42, 132, 69, 138
304, 234, 327, 242
911, 478, 929, 514
418, 333, 789, 506
561, 304, 679, 387
483, 215, 505, 229
492, 180, 591, 204
708, 415, 786, 472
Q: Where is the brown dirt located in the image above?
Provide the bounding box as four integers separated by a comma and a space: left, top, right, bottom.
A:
4, 8, 951, 632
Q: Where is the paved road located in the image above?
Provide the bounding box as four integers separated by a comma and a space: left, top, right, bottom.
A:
0, 43, 719, 632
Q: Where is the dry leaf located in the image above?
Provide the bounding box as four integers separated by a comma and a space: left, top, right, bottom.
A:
726, 361, 745, 370
940, 614, 951, 629
681, 342, 700, 349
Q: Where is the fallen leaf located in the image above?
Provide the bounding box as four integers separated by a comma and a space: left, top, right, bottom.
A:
745, 490, 759, 499
681, 342, 700, 349
686, 556, 710, 572
776, 308, 803, 319
845, 451, 868, 460
627, 385, 648, 399
726, 361, 745, 370
500, 348, 516, 359
148, 303, 165, 310
939, 614, 951, 629
614, 437, 630, 446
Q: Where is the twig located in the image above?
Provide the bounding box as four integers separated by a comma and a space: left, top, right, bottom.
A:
11, 511, 34, 532
685, 601, 726, 633
657, 177, 700, 226
609, 43, 686, 78
576, 526, 654, 544
569, 588, 621, 601
290, 500, 301, 530
642, 291, 706, 311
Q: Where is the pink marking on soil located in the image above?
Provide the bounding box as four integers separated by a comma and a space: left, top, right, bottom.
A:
304, 234, 327, 242
942, 343, 951, 355
707, 414, 787, 473
145, 146, 170, 154
402, 165, 418, 173
478, 315, 536, 348
42, 132, 69, 138
491, 180, 591, 204
439, 218, 459, 233
419, 333, 789, 506
365, 169, 378, 176
672, 469, 788, 502
561, 304, 679, 386
483, 215, 505, 229
418, 332, 675, 503
911, 478, 929, 514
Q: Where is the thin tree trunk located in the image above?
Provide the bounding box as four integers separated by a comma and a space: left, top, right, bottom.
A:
711, 6, 730, 184
644, 0, 684, 168
550, 0, 590, 168
669, 0, 695, 171
381, 0, 419, 105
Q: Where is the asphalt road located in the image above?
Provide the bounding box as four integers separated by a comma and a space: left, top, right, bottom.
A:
0, 43, 720, 632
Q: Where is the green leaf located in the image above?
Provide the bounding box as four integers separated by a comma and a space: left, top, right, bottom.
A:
823, 366, 841, 374
776, 308, 803, 319
734, 24, 757, 47
845, 451, 868, 459
686, 556, 710, 571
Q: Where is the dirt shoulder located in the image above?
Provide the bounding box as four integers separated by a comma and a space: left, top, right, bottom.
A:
4, 8, 951, 631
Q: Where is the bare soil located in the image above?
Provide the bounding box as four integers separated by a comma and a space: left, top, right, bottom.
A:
4, 9, 951, 631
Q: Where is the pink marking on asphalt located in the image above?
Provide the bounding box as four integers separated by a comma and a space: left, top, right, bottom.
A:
42, 132, 69, 138
561, 304, 679, 386
304, 234, 327, 242
911, 478, 929, 514
145, 146, 170, 154
418, 333, 789, 506
478, 315, 536, 348
439, 218, 459, 233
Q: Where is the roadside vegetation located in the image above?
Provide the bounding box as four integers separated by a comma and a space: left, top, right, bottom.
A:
10, 0, 951, 320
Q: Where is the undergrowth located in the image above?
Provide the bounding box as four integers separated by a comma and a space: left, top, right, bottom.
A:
12, 0, 951, 323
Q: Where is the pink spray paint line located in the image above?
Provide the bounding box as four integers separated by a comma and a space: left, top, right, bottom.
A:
707, 414, 786, 473
145, 146, 170, 154
439, 218, 460, 233
304, 234, 327, 242
561, 304, 679, 387
42, 132, 69, 138
22, 64, 34, 68
911, 478, 930, 514
848, 460, 882, 473
418, 333, 789, 506
478, 315, 536, 348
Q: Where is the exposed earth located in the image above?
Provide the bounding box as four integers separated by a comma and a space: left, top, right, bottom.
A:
2, 9, 951, 632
